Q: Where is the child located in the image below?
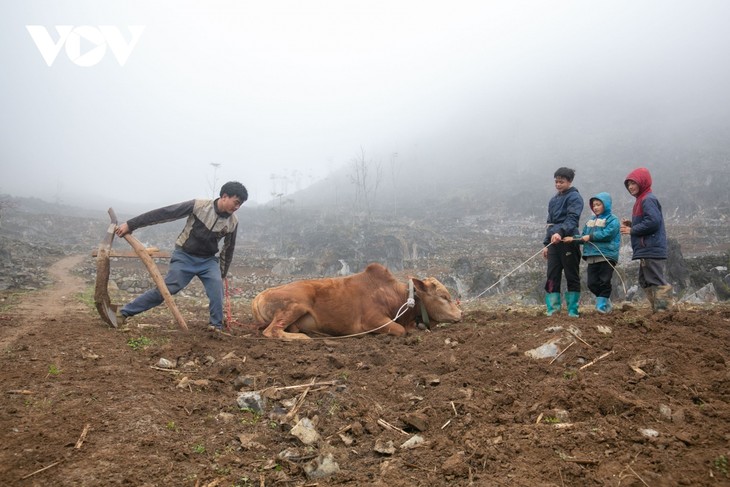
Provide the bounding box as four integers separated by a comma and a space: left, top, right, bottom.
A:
542, 167, 584, 317
620, 167, 672, 312
564, 192, 620, 313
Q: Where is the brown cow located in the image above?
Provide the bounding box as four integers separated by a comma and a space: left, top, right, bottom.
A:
252, 263, 463, 340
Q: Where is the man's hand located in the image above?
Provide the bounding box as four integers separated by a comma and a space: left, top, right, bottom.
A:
115, 222, 130, 237
550, 233, 562, 244
542, 247, 548, 259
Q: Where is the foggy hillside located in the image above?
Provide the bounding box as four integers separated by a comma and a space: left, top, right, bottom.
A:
275, 133, 730, 223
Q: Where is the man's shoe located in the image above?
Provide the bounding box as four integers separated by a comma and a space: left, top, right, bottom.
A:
208, 324, 223, 333
115, 310, 128, 326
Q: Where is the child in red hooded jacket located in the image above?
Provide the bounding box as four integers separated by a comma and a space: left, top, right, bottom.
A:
620, 167, 673, 312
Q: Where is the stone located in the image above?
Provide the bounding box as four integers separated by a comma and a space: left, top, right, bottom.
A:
290, 417, 320, 445
402, 412, 429, 431
303, 453, 340, 479
237, 391, 266, 413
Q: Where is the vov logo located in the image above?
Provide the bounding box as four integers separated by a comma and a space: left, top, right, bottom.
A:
26, 25, 145, 67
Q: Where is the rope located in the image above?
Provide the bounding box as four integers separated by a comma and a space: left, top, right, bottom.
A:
468, 242, 553, 302
466, 238, 629, 306
311, 301, 414, 340
223, 239, 629, 336
224, 277, 244, 331
583, 240, 628, 296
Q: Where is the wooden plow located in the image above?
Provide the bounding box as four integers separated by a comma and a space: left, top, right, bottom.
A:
93, 208, 188, 330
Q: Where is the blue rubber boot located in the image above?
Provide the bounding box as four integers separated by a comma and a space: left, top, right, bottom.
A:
545, 293, 561, 316
595, 296, 612, 314
565, 291, 580, 318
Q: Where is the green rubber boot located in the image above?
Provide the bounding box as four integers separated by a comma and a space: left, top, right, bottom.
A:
545, 293, 561, 316
565, 291, 580, 318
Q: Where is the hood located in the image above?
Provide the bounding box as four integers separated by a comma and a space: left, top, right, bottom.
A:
624, 167, 653, 198
589, 192, 612, 216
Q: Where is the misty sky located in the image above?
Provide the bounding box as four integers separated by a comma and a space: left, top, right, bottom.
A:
2, 1, 730, 210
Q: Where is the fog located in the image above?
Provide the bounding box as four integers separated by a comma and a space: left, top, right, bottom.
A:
2, 1, 729, 212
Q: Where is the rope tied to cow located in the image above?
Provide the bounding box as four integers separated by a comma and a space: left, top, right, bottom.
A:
466, 238, 628, 305
466, 243, 553, 303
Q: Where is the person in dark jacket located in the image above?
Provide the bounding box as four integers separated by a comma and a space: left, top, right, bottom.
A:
620, 167, 672, 312
542, 167, 584, 317
115, 181, 248, 331
564, 192, 620, 313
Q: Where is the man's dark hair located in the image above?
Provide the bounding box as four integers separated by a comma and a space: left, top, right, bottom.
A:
220, 181, 248, 202
554, 167, 575, 182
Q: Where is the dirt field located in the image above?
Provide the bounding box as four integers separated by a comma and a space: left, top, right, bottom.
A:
1, 254, 729, 486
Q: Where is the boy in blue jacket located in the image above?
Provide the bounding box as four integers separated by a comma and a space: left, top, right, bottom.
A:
542, 167, 584, 317
564, 192, 620, 313
619, 167, 672, 312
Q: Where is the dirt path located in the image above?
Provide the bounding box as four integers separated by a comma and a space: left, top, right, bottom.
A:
0, 254, 86, 350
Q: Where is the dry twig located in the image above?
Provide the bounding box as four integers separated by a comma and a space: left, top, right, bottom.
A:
377, 418, 409, 435
21, 459, 64, 480
550, 341, 575, 364
627, 465, 650, 486
75, 423, 91, 449
563, 456, 598, 464
264, 380, 336, 393
579, 350, 616, 371
284, 378, 316, 422
149, 366, 180, 374
568, 329, 594, 348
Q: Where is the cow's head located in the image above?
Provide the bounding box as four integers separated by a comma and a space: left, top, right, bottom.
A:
412, 277, 463, 324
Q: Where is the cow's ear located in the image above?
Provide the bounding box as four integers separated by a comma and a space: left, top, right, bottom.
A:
412, 278, 428, 294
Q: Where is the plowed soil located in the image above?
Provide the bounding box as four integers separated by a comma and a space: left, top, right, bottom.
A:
1, 255, 729, 486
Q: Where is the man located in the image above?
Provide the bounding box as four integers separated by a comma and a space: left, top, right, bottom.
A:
115, 181, 247, 331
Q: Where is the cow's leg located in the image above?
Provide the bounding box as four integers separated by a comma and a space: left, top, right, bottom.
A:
371, 320, 407, 337
261, 305, 312, 340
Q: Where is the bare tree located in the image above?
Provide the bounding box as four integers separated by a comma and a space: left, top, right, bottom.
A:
349, 147, 383, 223
269, 174, 294, 256
208, 163, 222, 197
